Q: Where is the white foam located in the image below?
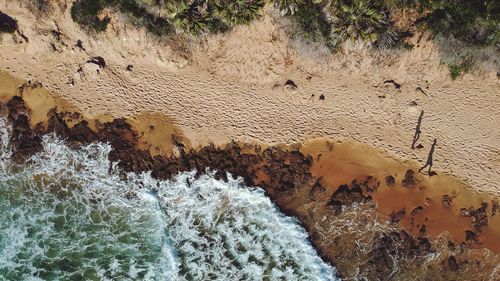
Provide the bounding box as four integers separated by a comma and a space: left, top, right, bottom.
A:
0, 117, 337, 280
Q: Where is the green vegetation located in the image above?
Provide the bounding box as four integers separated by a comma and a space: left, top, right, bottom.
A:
71, 0, 265, 35
70, 0, 498, 78
0, 11, 18, 33
282, 0, 499, 77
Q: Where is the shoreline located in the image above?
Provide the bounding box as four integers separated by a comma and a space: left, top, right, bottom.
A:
1, 1, 499, 278
1, 73, 499, 279
1, 70, 499, 250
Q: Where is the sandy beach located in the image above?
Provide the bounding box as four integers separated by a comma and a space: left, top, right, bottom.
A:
1, 1, 500, 278
1, 1, 498, 197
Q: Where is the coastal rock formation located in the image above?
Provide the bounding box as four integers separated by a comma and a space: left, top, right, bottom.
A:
2, 96, 499, 280
328, 181, 372, 214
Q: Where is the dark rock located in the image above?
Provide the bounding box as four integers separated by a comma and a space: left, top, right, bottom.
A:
328, 181, 372, 214
319, 94, 325, 100
441, 194, 454, 208
126, 64, 134, 71
492, 200, 498, 217
410, 206, 424, 215
360, 176, 379, 192
448, 255, 459, 271
75, 40, 85, 51
418, 224, 427, 236
465, 230, 477, 242
385, 175, 395, 186
6, 97, 43, 160
447, 240, 456, 251
309, 178, 326, 199
402, 169, 416, 187
46, 109, 98, 145
284, 80, 297, 89
383, 79, 401, 89
460, 203, 488, 232
0, 11, 17, 33
470, 203, 488, 232
389, 208, 406, 223
368, 230, 433, 278
87, 56, 106, 68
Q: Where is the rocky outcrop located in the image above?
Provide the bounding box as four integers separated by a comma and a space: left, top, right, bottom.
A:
368, 230, 432, 278
402, 169, 416, 187
2, 96, 496, 280
460, 203, 488, 232
328, 180, 373, 214
6, 97, 43, 160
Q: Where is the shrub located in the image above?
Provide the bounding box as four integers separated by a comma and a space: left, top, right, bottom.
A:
291, 1, 335, 48
328, 0, 389, 44
0, 11, 18, 33
71, 0, 110, 32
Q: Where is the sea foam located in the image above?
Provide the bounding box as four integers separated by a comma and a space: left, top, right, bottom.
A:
0, 117, 337, 280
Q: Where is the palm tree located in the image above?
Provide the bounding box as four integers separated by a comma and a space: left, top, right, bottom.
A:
167, 0, 210, 34
271, 0, 305, 15
211, 0, 265, 27
329, 0, 387, 43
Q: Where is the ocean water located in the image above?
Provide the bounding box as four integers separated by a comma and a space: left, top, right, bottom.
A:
0, 117, 337, 281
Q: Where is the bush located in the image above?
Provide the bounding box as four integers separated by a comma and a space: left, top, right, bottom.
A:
0, 11, 18, 33
71, 0, 265, 35
71, 0, 110, 32
290, 2, 335, 49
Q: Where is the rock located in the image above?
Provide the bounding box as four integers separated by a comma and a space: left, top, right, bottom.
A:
470, 203, 488, 232
441, 194, 454, 208
6, 97, 43, 160
410, 206, 424, 215
492, 200, 498, 217
319, 94, 325, 100
418, 224, 427, 236
309, 178, 326, 199
385, 175, 395, 186
284, 80, 297, 90
383, 79, 401, 89
75, 40, 85, 51
87, 56, 106, 68
460, 203, 488, 232
459, 208, 471, 217
390, 208, 406, 223
368, 230, 433, 278
424, 197, 432, 206
361, 176, 379, 192
448, 255, 459, 271
126, 64, 134, 71
328, 181, 372, 214
402, 169, 416, 187
465, 230, 477, 242
0, 11, 17, 33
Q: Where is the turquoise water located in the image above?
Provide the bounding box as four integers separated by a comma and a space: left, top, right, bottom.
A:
0, 118, 337, 280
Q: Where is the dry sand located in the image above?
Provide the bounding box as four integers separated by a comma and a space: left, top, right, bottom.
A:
1, 1, 499, 196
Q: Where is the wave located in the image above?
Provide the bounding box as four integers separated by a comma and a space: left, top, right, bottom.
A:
0, 117, 337, 280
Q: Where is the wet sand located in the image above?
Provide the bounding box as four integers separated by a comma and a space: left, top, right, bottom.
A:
302, 139, 500, 253
1, 70, 498, 255
1, 70, 500, 279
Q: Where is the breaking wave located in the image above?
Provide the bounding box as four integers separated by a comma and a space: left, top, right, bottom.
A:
0, 117, 337, 280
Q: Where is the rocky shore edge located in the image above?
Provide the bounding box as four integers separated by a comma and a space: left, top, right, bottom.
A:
2, 94, 499, 280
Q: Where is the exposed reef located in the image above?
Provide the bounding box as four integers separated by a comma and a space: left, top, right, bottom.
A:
2, 95, 499, 280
